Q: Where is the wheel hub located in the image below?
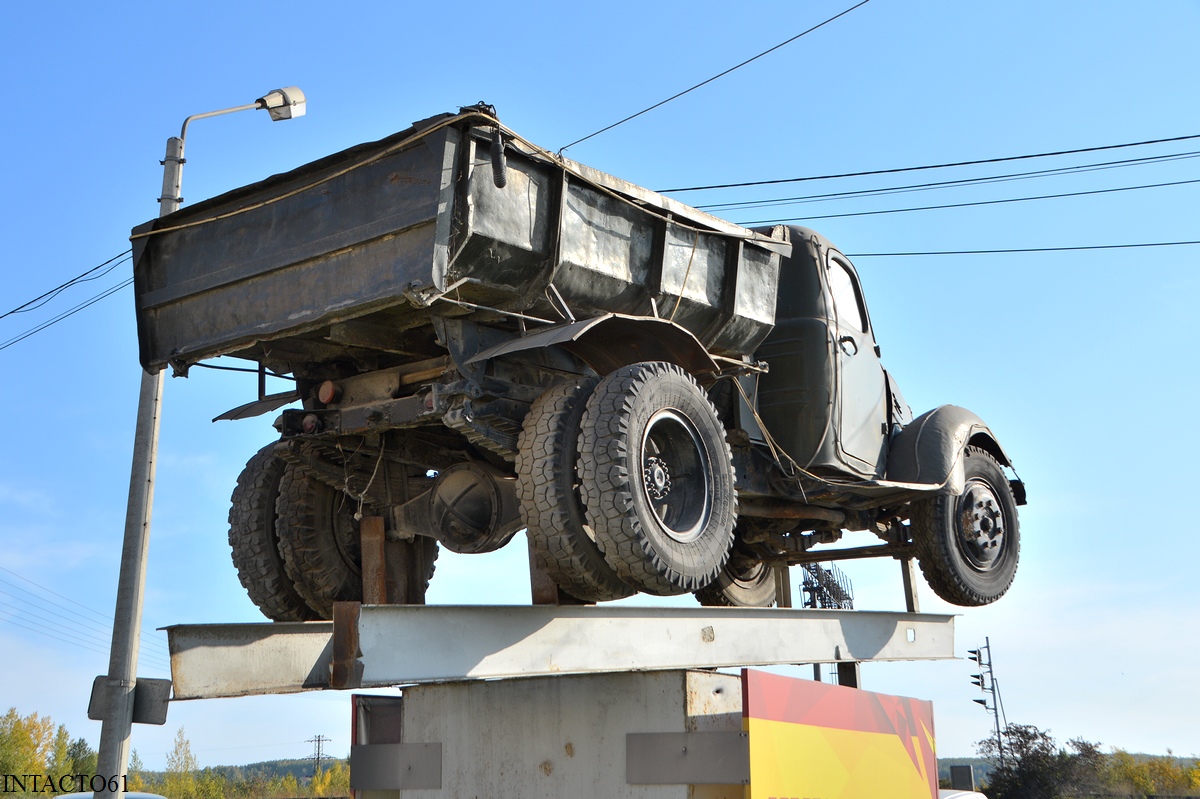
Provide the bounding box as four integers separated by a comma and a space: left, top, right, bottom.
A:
639, 408, 712, 543
644, 456, 672, 500
957, 479, 1005, 569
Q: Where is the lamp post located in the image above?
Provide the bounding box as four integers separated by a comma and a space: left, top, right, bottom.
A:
95, 87, 306, 799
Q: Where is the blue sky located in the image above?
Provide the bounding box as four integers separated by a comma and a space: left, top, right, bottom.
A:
2, 0, 1198, 769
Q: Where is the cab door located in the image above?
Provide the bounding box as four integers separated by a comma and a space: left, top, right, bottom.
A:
826, 251, 888, 476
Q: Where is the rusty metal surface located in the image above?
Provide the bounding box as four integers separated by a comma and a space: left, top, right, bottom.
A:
360, 518, 387, 606
330, 601, 363, 690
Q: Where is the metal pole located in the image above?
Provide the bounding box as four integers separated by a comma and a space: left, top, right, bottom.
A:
95, 136, 182, 799
986, 636, 1004, 767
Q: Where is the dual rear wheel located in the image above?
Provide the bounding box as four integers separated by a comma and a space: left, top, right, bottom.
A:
228, 444, 437, 621
518, 361, 769, 605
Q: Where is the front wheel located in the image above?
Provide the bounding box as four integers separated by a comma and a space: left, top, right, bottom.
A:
578, 362, 736, 595
912, 446, 1020, 606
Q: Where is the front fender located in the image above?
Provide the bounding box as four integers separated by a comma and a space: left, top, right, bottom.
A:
886, 405, 1016, 495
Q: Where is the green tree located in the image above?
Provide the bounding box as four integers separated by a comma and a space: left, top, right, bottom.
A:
978, 724, 1104, 799
47, 725, 71, 785
277, 771, 300, 798
195, 766, 228, 799
0, 707, 56, 778
67, 736, 97, 777
313, 760, 350, 797
128, 748, 148, 792
1105, 749, 1198, 796
163, 726, 199, 799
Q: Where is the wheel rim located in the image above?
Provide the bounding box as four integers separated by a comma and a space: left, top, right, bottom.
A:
639, 408, 712, 543
955, 478, 1006, 571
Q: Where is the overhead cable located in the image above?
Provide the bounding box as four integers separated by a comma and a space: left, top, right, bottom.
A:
698, 149, 1200, 212
740, 176, 1200, 225
0, 567, 171, 659
846, 240, 1200, 257
0, 593, 172, 670
658, 133, 1200, 193
0, 278, 133, 353
559, 0, 872, 152
2, 250, 131, 320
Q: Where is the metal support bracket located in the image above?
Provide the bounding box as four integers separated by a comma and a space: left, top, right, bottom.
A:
87, 676, 171, 726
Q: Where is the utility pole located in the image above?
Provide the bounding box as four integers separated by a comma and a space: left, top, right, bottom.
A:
308, 735, 331, 777
968, 636, 1005, 766
95, 88, 306, 799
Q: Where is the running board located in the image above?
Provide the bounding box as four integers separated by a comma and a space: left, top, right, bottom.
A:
164, 603, 954, 700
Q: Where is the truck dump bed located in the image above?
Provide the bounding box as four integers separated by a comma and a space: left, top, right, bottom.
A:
131, 109, 788, 372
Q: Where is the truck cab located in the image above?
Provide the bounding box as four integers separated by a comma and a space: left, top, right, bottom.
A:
755, 226, 897, 480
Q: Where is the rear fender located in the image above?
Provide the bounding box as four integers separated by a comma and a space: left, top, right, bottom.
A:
886, 405, 1017, 496
465, 313, 719, 377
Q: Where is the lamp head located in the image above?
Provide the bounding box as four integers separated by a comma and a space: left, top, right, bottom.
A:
257, 87, 306, 121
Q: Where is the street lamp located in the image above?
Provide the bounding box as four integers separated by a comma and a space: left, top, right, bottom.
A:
160, 87, 306, 215
95, 87, 306, 799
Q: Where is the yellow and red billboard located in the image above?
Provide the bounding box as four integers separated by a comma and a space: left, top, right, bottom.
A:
742, 669, 938, 799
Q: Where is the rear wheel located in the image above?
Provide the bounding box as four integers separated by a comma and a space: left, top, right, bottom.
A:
228, 445, 320, 621
695, 546, 776, 608
912, 446, 1020, 606
275, 466, 363, 618
517, 378, 635, 602
579, 362, 736, 595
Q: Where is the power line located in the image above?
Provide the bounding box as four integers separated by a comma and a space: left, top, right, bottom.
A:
559, 0, 872, 152
0, 277, 133, 353
740, 176, 1200, 225
0, 593, 172, 670
657, 132, 1200, 193
0, 615, 115, 660
2, 251, 131, 320
307, 735, 331, 777
697, 149, 1200, 212
0, 566, 170, 657
846, 240, 1200, 257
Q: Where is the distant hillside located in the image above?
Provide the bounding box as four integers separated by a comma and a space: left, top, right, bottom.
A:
206, 758, 347, 783
132, 757, 349, 785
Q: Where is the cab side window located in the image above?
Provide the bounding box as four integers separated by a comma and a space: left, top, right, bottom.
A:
827, 256, 868, 333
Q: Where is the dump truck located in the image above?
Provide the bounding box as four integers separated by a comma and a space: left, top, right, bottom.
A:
131, 104, 1025, 619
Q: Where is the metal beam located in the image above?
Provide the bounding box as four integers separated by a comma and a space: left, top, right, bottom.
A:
166, 621, 333, 700
166, 605, 953, 700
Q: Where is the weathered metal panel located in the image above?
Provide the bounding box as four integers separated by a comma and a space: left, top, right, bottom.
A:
133, 125, 459, 370
355, 606, 953, 687
391, 670, 745, 799
165, 607, 953, 700
132, 114, 787, 372
165, 621, 333, 700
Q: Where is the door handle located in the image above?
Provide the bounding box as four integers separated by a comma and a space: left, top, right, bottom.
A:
839, 336, 858, 356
